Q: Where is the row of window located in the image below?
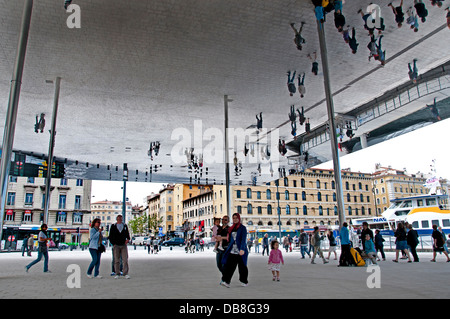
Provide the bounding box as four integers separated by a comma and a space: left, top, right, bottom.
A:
237, 189, 371, 203
236, 204, 371, 216
9, 176, 84, 186
4, 211, 83, 223
7, 192, 82, 210
276, 178, 369, 190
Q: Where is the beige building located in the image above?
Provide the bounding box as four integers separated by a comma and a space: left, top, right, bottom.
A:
90, 200, 132, 231
4, 176, 92, 244
232, 168, 375, 231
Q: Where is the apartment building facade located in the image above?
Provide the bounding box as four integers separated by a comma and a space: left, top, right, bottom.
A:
4, 176, 92, 243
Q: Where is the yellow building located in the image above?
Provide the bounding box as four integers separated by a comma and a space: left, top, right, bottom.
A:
372, 165, 429, 215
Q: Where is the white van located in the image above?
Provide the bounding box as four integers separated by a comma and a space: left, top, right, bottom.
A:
132, 236, 149, 246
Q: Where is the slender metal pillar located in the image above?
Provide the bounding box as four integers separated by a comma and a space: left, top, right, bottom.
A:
43, 77, 62, 225
122, 163, 128, 223
224, 95, 233, 219
0, 0, 34, 246
316, 20, 346, 228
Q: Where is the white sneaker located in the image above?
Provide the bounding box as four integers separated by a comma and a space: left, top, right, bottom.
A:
220, 281, 230, 288
124, 275, 130, 279
87, 274, 94, 278
95, 275, 103, 279
240, 282, 248, 287
114, 275, 120, 279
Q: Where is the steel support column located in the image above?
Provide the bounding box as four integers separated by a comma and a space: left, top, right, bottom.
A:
0, 0, 34, 246
316, 19, 346, 228
43, 77, 62, 225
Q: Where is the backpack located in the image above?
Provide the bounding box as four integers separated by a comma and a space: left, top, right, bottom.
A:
350, 247, 366, 267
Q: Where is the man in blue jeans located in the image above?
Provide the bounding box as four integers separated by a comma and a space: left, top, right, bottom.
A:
299, 229, 310, 259
25, 224, 50, 273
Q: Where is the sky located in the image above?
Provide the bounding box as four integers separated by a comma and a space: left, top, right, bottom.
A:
91, 118, 450, 206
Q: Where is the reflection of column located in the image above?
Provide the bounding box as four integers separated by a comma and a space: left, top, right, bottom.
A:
0, 0, 34, 247
360, 133, 368, 149
224, 95, 233, 219
316, 19, 346, 228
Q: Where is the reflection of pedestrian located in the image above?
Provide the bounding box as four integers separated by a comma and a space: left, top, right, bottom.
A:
311, 227, 328, 264
388, 0, 405, 28
25, 224, 50, 273
307, 52, 319, 76
426, 98, 441, 121
220, 213, 249, 288
287, 71, 296, 96
290, 22, 306, 51
298, 73, 306, 98
408, 59, 419, 83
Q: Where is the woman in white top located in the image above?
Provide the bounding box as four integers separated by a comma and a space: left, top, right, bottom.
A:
25, 224, 51, 273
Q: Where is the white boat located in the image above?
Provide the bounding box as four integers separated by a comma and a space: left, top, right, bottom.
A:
381, 194, 450, 236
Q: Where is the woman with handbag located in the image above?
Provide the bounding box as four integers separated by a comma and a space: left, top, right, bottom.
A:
87, 218, 104, 278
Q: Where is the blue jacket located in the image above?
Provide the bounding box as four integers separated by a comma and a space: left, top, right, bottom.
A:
364, 240, 376, 254
340, 226, 350, 245
222, 225, 249, 266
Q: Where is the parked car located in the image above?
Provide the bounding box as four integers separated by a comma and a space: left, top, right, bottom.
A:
162, 237, 185, 247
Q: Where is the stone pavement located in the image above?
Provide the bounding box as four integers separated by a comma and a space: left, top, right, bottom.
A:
1, 246, 449, 300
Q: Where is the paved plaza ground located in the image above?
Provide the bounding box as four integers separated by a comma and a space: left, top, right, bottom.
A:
0, 245, 449, 301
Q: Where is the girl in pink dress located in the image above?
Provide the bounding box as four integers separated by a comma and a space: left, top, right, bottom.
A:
268, 240, 284, 282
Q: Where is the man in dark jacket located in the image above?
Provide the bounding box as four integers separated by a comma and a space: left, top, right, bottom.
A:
109, 215, 131, 279
407, 224, 419, 262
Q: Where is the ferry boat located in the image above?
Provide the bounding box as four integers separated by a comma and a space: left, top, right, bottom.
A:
381, 194, 450, 236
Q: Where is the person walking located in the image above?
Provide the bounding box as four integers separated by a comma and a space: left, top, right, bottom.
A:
25, 224, 51, 273
407, 224, 420, 262
22, 235, 29, 257
268, 240, 284, 282
393, 222, 412, 263
87, 218, 104, 278
254, 237, 260, 253
27, 234, 34, 256
327, 230, 338, 260
408, 59, 419, 83
299, 229, 310, 259
262, 233, 270, 256
311, 227, 328, 264
109, 215, 131, 279
220, 213, 249, 288
431, 224, 450, 262
374, 229, 386, 261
